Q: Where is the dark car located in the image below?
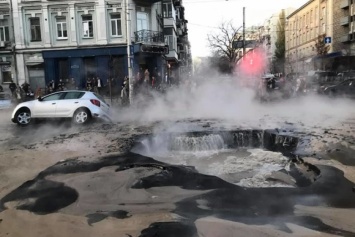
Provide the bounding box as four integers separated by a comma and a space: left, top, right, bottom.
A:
322, 79, 355, 99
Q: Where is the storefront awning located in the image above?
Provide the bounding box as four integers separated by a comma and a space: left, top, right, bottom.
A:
313, 51, 343, 60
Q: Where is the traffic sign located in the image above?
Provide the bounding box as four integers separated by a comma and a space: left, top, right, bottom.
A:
324, 37, 331, 44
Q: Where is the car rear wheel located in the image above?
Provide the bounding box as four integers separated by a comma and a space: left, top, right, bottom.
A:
73, 108, 91, 125
15, 109, 31, 126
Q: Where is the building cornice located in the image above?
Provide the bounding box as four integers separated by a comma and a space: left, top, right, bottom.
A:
287, 0, 315, 19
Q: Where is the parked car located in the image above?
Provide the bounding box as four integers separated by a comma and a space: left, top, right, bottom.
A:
0, 92, 12, 109
322, 79, 355, 99
11, 90, 111, 126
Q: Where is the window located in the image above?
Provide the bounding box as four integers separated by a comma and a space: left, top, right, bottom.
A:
2, 65, 11, 83
165, 35, 176, 51
137, 12, 149, 31
163, 3, 173, 18
110, 13, 122, 37
322, 7, 326, 18
42, 93, 63, 101
30, 17, 41, 41
82, 15, 93, 38
322, 23, 326, 33
56, 17, 67, 39
63, 92, 85, 99
0, 19, 9, 41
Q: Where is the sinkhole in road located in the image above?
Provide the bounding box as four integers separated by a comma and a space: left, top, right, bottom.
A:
132, 129, 320, 188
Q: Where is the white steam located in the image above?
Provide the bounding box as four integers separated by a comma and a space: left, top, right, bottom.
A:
112, 76, 355, 129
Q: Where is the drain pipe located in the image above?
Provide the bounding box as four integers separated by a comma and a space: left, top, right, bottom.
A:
9, 0, 19, 85
125, 0, 134, 105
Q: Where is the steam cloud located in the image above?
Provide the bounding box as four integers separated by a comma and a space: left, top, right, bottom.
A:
112, 76, 355, 130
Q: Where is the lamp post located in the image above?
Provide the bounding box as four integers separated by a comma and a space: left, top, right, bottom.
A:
125, 0, 134, 105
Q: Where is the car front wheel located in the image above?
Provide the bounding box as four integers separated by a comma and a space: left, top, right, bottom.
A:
73, 108, 91, 125
15, 109, 31, 126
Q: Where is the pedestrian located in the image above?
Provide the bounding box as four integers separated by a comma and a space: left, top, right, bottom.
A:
64, 78, 70, 90
165, 72, 169, 85
96, 77, 101, 94
144, 69, 150, 85
86, 77, 93, 91
48, 80, 56, 92
70, 78, 76, 90
121, 76, 129, 106
58, 79, 65, 91
9, 80, 17, 98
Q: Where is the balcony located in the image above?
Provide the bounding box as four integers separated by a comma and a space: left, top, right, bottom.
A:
134, 30, 164, 44
340, 35, 350, 43
341, 16, 350, 26
340, 0, 349, 9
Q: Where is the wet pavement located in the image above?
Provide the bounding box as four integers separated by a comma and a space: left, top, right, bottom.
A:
1, 119, 355, 236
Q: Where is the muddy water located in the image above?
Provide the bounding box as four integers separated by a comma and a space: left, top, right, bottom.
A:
147, 148, 293, 188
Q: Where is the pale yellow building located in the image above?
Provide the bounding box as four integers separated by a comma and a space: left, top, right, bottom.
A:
285, 0, 334, 74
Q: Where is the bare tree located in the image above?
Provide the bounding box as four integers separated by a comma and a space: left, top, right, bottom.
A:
207, 21, 242, 74
314, 33, 330, 70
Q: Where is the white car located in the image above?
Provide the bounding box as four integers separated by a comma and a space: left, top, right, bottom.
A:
11, 90, 111, 126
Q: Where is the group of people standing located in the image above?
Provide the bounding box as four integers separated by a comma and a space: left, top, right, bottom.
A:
8, 81, 35, 102
45, 77, 103, 95
46, 78, 77, 95
133, 67, 172, 93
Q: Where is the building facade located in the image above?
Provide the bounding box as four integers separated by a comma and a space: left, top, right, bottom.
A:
0, 0, 14, 86
285, 0, 334, 74
285, 0, 355, 74
332, 0, 355, 70
0, 0, 191, 91
163, 0, 191, 82
261, 8, 295, 73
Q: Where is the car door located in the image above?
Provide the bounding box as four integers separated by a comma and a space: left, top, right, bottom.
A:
33, 92, 64, 117
55, 92, 85, 117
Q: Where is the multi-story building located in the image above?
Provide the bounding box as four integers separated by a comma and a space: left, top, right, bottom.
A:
0, 0, 191, 91
0, 0, 14, 86
332, 0, 355, 70
163, 0, 191, 81
285, 0, 354, 74
262, 8, 295, 73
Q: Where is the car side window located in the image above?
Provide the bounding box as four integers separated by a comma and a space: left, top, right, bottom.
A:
42, 93, 63, 101
63, 92, 85, 100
